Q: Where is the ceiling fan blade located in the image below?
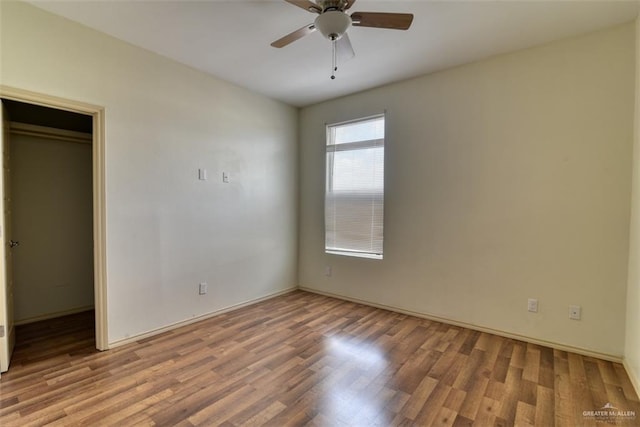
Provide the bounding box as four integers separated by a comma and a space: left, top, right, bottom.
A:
351, 12, 414, 30
337, 33, 355, 62
271, 23, 316, 48
344, 0, 356, 11
284, 0, 322, 14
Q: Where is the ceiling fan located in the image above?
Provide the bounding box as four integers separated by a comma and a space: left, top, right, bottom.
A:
271, 0, 414, 79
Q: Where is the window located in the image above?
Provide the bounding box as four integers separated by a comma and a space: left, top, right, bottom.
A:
325, 115, 384, 259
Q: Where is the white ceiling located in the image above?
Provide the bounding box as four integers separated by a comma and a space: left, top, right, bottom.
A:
29, 0, 640, 107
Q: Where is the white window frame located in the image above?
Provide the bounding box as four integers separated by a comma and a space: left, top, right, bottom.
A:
325, 114, 385, 260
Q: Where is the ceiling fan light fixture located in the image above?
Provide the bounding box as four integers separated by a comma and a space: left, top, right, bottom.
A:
314, 10, 351, 40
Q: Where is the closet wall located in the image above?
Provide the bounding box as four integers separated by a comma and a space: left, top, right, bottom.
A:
10, 126, 93, 323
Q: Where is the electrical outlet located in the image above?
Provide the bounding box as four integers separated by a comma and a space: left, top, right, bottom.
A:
569, 305, 581, 320
324, 266, 332, 277
527, 298, 538, 313
199, 282, 208, 295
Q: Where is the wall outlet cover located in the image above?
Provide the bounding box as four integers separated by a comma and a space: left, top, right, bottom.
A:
199, 282, 208, 295
569, 305, 581, 320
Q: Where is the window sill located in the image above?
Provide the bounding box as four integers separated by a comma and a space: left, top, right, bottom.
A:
325, 250, 383, 260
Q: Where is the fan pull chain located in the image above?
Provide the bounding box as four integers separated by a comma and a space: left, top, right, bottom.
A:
331, 39, 337, 80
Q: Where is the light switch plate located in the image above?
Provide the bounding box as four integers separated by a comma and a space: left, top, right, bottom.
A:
199, 283, 208, 295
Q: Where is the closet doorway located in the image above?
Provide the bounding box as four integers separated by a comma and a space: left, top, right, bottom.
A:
0, 88, 107, 373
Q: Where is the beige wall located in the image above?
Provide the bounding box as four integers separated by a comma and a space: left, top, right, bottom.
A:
0, 1, 298, 343
625, 17, 640, 394
10, 132, 93, 322
299, 23, 635, 358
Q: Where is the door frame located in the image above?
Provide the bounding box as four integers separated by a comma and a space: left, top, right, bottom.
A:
0, 85, 108, 351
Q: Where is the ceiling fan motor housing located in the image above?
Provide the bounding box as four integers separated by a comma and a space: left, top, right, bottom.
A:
314, 10, 352, 40
317, 0, 349, 12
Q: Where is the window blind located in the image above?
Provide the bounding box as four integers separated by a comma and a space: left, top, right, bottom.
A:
325, 115, 384, 259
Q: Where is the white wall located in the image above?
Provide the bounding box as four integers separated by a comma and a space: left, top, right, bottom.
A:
299, 23, 635, 358
625, 17, 640, 394
0, 1, 298, 343
10, 132, 94, 323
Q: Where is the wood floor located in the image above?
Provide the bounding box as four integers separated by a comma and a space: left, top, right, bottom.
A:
0, 291, 638, 426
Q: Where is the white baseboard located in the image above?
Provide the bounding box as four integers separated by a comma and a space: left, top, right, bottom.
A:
14, 305, 95, 326
299, 286, 624, 363
108, 287, 297, 349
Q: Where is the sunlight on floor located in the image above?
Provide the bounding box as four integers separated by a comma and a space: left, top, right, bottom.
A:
320, 335, 392, 425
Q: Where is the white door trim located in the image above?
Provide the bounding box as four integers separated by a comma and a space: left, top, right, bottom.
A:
0, 85, 108, 351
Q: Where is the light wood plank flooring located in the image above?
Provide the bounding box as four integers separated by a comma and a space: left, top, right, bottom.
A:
0, 290, 638, 426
